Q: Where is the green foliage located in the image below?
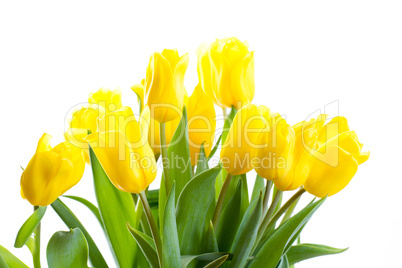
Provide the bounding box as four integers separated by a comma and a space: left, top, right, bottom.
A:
46, 228, 89, 268
14, 206, 46, 248
0, 245, 28, 268
286, 243, 347, 265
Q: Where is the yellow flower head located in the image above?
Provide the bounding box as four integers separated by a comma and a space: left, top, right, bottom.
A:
197, 37, 255, 110
85, 106, 157, 193
187, 84, 216, 166
20, 133, 85, 206
253, 113, 295, 181
145, 49, 189, 123
88, 88, 122, 114
220, 104, 269, 175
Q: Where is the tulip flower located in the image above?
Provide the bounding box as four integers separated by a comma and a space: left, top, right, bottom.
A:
303, 116, 370, 197
85, 106, 157, 193
65, 88, 123, 162
145, 49, 189, 123
197, 37, 255, 110
220, 103, 269, 175
20, 133, 85, 206
187, 84, 216, 166
274, 115, 328, 191
253, 113, 295, 181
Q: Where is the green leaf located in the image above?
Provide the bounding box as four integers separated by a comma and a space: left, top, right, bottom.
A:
287, 243, 347, 265
222, 175, 249, 217
51, 198, 108, 268
205, 221, 219, 252
248, 197, 326, 268
127, 224, 158, 268
277, 255, 289, 268
0, 245, 28, 268
14, 206, 46, 248
176, 164, 222, 255
147, 189, 159, 209
203, 254, 229, 268
162, 183, 181, 268
89, 146, 138, 268
195, 144, 209, 175
207, 134, 221, 161
63, 195, 103, 227
167, 106, 193, 201
228, 194, 263, 268
0, 253, 8, 268
181, 253, 231, 268
46, 228, 89, 268
159, 174, 167, 238
251, 175, 265, 203
216, 180, 243, 251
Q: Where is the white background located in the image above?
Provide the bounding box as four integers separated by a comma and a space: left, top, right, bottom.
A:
1, 0, 401, 267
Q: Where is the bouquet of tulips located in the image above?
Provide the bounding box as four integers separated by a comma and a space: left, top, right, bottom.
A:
1, 37, 369, 268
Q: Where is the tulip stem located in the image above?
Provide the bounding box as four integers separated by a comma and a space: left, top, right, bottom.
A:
255, 188, 306, 250
262, 180, 273, 216
139, 191, 163, 267
159, 122, 171, 194
33, 206, 41, 268
280, 193, 302, 225
212, 173, 232, 229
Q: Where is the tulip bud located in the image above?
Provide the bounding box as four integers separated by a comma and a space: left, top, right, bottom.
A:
197, 37, 255, 110
253, 114, 295, 181
20, 134, 85, 206
145, 49, 189, 123
88, 88, 122, 114
187, 84, 216, 166
220, 104, 269, 175
85, 106, 157, 193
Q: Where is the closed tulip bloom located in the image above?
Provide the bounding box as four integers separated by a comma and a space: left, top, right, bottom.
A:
253, 113, 295, 181
303, 116, 369, 197
85, 106, 157, 193
20, 134, 85, 206
145, 49, 189, 123
187, 84, 216, 166
220, 104, 269, 175
88, 88, 122, 114
197, 37, 255, 109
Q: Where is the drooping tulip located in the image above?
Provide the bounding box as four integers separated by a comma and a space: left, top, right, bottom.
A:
85, 106, 157, 193
20, 133, 85, 206
220, 104, 269, 175
145, 49, 189, 123
197, 37, 255, 110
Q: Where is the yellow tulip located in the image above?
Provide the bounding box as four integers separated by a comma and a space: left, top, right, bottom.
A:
85, 106, 157, 193
253, 113, 295, 181
274, 115, 327, 191
303, 116, 369, 197
220, 104, 269, 175
145, 49, 189, 123
187, 84, 216, 166
88, 88, 122, 114
131, 79, 146, 112
20, 134, 85, 206
197, 37, 255, 110
65, 88, 123, 162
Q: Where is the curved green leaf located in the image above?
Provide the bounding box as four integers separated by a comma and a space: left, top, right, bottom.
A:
14, 206, 47, 248
0, 245, 28, 268
251, 175, 265, 203
63, 195, 103, 227
206, 134, 221, 161
167, 106, 193, 201
205, 221, 218, 252
203, 254, 229, 268
195, 144, 209, 175
46, 228, 89, 268
127, 224, 158, 268
277, 255, 289, 268
176, 164, 222, 255
89, 146, 138, 268
248, 197, 326, 268
221, 106, 237, 143
51, 198, 108, 268
162, 183, 180, 267
216, 180, 243, 251
181, 252, 230, 268
147, 189, 159, 209
228, 194, 263, 268
287, 243, 347, 265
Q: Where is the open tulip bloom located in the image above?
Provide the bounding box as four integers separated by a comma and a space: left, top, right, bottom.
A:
4, 37, 369, 268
